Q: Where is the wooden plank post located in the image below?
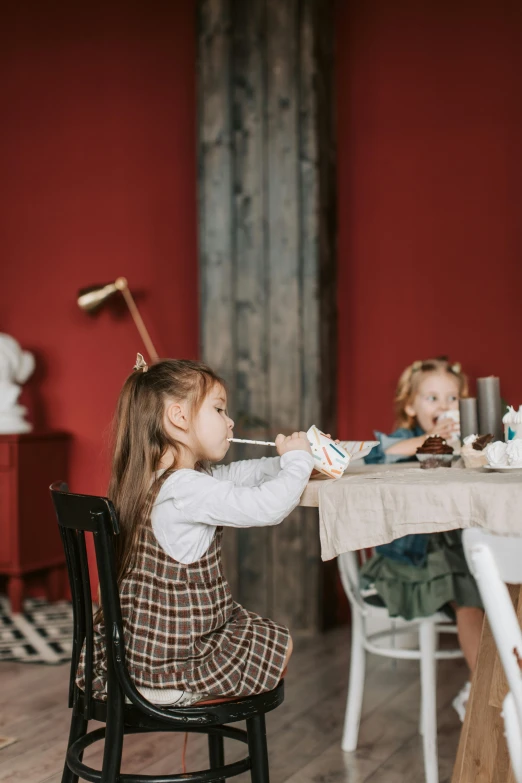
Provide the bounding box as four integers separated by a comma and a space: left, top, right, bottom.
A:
198, 0, 336, 632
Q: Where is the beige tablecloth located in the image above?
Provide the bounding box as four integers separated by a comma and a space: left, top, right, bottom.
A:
299, 463, 522, 561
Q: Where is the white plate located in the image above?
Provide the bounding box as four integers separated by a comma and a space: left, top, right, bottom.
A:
484, 464, 522, 471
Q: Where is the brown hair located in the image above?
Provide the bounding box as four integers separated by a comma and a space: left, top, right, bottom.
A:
109, 358, 225, 586
394, 356, 468, 429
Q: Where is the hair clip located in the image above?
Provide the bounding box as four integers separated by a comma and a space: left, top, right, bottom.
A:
134, 353, 148, 373
451, 362, 461, 374
411, 360, 422, 372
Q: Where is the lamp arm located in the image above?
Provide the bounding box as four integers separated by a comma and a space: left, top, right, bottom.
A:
117, 281, 159, 361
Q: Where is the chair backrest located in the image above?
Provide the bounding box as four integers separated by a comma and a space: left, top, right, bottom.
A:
50, 481, 214, 725
50, 481, 122, 719
337, 550, 372, 615
462, 528, 522, 760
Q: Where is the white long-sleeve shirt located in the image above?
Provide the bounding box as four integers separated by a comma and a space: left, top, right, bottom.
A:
151, 451, 314, 564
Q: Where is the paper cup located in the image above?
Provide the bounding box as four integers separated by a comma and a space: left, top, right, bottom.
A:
415, 453, 453, 469
307, 425, 351, 478
460, 447, 488, 469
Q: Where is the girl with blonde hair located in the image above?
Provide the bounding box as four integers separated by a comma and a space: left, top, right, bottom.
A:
362, 357, 483, 721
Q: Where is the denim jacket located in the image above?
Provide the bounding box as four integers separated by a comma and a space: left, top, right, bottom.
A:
365, 425, 429, 567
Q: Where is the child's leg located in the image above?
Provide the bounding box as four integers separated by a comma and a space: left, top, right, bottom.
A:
453, 605, 484, 673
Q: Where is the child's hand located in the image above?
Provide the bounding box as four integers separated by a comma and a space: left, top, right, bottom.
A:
324, 433, 341, 444
428, 418, 458, 441
275, 431, 313, 457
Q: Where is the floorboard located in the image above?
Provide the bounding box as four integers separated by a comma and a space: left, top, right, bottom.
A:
0, 626, 466, 782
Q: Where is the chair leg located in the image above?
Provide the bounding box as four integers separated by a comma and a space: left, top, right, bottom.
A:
341, 611, 366, 752
61, 712, 88, 783
419, 620, 438, 783
247, 713, 270, 783
101, 683, 125, 783
208, 732, 225, 783
502, 692, 522, 783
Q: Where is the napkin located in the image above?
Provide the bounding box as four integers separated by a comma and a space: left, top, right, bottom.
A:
337, 440, 379, 462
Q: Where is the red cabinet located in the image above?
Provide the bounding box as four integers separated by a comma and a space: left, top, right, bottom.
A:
0, 432, 70, 612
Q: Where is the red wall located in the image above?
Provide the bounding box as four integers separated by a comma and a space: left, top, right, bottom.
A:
0, 1, 199, 497
336, 1, 522, 439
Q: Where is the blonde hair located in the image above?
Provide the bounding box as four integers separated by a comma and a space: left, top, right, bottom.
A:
394, 357, 468, 429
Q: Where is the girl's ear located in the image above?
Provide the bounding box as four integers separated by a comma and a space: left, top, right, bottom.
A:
165, 401, 190, 431
404, 402, 416, 418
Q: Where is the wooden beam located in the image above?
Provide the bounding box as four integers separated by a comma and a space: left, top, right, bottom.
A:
198, 0, 336, 631
231, 0, 271, 616
198, 0, 239, 595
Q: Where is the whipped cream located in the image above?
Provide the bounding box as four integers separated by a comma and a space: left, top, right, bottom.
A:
506, 439, 522, 467
484, 441, 508, 467
438, 410, 460, 422
463, 434, 478, 445
502, 405, 522, 424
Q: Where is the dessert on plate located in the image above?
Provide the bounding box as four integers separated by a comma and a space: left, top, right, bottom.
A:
460, 433, 494, 468
484, 438, 522, 468
416, 435, 454, 469
506, 439, 522, 466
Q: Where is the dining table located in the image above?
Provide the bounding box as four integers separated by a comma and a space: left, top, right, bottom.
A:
300, 460, 522, 783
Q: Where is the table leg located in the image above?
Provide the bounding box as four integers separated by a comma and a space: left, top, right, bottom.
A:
452, 585, 522, 783
7, 576, 24, 614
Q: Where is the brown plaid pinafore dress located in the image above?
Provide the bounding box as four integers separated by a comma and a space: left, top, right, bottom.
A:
77, 496, 289, 700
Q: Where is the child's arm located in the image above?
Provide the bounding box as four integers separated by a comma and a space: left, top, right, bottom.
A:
212, 457, 282, 487
385, 434, 427, 457
384, 419, 456, 457
166, 450, 314, 528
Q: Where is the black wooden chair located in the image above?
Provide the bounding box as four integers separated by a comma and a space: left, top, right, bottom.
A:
50, 481, 284, 783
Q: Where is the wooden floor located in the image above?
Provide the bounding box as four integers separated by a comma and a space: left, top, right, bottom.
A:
0, 626, 467, 783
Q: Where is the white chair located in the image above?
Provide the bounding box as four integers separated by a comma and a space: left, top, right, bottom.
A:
463, 529, 522, 783
338, 550, 464, 783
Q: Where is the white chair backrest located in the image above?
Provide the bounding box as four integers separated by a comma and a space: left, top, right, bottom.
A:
337, 550, 370, 614
359, 548, 373, 565
462, 529, 522, 744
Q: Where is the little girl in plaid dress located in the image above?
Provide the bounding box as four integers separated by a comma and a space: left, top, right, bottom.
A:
78, 356, 314, 706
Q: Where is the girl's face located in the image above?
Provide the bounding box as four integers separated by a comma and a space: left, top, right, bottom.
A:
405, 372, 460, 433
192, 384, 234, 463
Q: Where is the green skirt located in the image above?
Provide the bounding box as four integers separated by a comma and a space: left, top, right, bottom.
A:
359, 531, 483, 621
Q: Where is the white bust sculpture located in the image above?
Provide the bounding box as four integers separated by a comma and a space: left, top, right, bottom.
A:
0, 334, 35, 433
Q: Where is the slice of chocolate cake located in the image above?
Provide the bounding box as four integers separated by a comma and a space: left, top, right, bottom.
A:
472, 434, 494, 451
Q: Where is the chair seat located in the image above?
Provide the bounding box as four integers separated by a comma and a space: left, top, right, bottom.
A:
85, 670, 288, 709
78, 679, 285, 729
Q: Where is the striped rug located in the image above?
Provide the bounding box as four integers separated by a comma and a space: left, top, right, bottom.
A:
0, 597, 72, 664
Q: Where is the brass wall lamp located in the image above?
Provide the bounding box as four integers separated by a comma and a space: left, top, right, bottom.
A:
77, 277, 158, 361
